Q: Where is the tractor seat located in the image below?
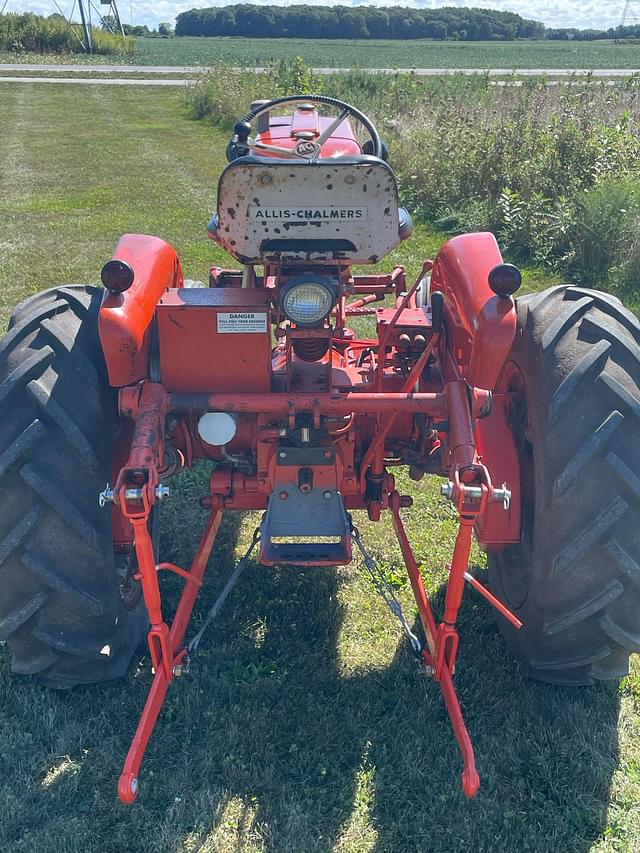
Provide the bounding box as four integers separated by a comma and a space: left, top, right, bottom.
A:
209, 154, 414, 265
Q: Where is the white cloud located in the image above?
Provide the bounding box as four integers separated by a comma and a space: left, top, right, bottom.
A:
3, 0, 633, 33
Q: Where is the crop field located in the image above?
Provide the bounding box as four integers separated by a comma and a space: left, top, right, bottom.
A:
3, 36, 640, 68
0, 81, 639, 853
133, 36, 640, 69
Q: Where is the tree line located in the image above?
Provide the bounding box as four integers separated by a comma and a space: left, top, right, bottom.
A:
175, 5, 545, 40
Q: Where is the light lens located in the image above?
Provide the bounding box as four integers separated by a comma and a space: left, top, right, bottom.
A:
488, 263, 522, 298
101, 259, 134, 294
282, 280, 334, 326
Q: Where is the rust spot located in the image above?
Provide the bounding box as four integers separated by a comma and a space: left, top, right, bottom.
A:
227, 207, 236, 220
326, 184, 333, 190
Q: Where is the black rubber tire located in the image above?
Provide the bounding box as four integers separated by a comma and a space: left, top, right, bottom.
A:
0, 286, 147, 688
489, 285, 640, 685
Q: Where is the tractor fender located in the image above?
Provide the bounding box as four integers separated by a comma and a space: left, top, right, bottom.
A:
99, 234, 184, 387
431, 232, 517, 390
473, 392, 521, 550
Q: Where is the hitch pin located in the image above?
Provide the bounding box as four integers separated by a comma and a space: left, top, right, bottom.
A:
440, 481, 511, 510
98, 483, 170, 507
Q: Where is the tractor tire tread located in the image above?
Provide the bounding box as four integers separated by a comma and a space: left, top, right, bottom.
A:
489, 284, 640, 684
0, 285, 146, 688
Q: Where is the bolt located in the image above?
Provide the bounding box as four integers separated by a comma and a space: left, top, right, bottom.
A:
279, 491, 288, 500
493, 483, 512, 511
323, 491, 332, 500
422, 664, 435, 678
155, 485, 170, 500
172, 664, 185, 677
279, 451, 287, 459
440, 481, 454, 499
98, 484, 114, 507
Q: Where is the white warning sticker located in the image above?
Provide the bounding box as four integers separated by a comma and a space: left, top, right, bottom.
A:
217, 312, 268, 334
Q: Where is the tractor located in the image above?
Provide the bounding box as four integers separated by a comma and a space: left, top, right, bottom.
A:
1, 95, 639, 804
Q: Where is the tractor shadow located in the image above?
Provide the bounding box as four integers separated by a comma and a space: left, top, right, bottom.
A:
0, 509, 621, 853
148, 509, 620, 853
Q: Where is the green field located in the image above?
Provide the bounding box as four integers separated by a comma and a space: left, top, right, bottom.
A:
0, 82, 638, 853
2, 36, 640, 68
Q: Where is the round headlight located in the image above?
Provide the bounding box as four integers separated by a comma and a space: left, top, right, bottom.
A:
281, 276, 336, 326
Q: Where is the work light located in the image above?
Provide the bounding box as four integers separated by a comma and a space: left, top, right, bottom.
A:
280, 275, 337, 326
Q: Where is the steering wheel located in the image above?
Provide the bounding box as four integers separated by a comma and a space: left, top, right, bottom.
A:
227, 94, 383, 162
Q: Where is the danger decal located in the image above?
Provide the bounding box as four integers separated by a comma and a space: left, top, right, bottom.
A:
217, 312, 269, 334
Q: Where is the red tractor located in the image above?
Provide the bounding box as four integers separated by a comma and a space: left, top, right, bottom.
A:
1, 95, 638, 804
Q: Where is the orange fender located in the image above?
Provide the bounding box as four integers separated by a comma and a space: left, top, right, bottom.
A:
431, 233, 517, 390
99, 234, 183, 387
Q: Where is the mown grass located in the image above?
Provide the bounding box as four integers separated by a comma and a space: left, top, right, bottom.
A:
0, 83, 638, 853
3, 36, 640, 69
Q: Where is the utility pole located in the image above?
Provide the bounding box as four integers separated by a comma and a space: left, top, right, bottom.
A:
77, 0, 93, 53
620, 0, 640, 27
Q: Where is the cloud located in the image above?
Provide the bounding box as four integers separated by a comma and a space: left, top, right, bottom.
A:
3, 0, 630, 33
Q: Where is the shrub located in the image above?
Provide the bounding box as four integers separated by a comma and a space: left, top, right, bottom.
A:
0, 12, 134, 55
186, 61, 640, 290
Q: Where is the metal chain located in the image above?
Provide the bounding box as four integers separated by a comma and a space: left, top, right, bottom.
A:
351, 525, 423, 660
186, 523, 421, 666
187, 526, 261, 659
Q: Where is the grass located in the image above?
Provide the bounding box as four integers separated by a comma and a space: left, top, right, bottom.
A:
0, 11, 133, 56
4, 36, 640, 68
0, 83, 638, 852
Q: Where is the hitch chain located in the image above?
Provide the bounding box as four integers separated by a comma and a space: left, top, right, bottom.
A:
351, 525, 423, 661
185, 526, 262, 662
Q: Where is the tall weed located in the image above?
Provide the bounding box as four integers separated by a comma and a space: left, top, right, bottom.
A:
0, 12, 133, 55
186, 60, 640, 293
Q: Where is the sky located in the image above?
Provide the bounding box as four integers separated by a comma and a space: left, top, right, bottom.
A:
2, 0, 633, 34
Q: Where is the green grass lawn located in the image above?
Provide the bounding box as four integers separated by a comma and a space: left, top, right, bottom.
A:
2, 36, 640, 69
0, 83, 638, 853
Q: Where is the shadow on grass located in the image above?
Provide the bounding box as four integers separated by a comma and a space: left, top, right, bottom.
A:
0, 513, 620, 853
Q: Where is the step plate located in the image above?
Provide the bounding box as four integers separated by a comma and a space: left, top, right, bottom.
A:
259, 487, 352, 566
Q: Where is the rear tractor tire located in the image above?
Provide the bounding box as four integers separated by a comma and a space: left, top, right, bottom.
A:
489, 285, 640, 685
0, 286, 148, 688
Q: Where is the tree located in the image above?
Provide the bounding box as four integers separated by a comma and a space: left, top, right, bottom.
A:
101, 14, 118, 33
158, 21, 173, 37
